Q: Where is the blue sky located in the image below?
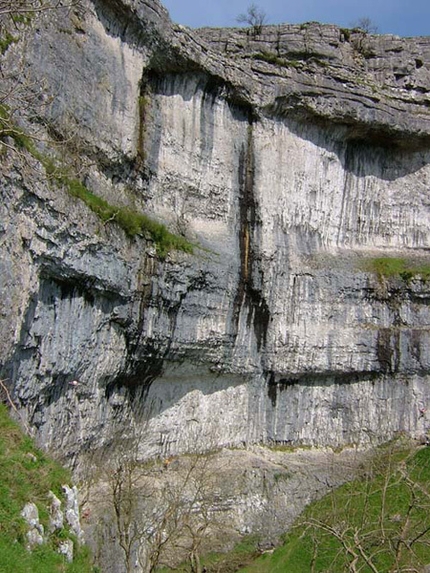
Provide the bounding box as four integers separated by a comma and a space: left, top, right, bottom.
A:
162, 0, 429, 37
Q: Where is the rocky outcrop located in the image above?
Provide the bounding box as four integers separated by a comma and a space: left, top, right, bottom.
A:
1, 0, 430, 468
21, 490, 81, 561
21, 503, 44, 550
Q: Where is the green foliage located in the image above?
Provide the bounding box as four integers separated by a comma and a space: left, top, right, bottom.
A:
59, 175, 194, 258
0, 105, 38, 152
11, 13, 33, 25
238, 444, 430, 573
0, 404, 95, 572
0, 109, 194, 259
362, 256, 430, 281
267, 442, 313, 453
340, 27, 351, 41
251, 51, 328, 70
159, 535, 260, 573
251, 51, 301, 69
0, 30, 18, 55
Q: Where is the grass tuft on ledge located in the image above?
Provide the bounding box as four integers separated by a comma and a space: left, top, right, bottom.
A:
362, 256, 430, 281
63, 176, 194, 258
0, 112, 194, 259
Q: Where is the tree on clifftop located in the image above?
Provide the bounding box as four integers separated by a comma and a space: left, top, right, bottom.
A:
351, 16, 379, 34
236, 3, 267, 36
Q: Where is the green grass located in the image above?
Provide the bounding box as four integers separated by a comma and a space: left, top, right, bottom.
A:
362, 256, 430, 281
11, 13, 33, 25
61, 176, 194, 257
158, 536, 261, 573
251, 51, 302, 69
0, 403, 95, 572
0, 109, 194, 259
0, 31, 18, 55
238, 443, 430, 573
251, 51, 329, 70
340, 27, 352, 40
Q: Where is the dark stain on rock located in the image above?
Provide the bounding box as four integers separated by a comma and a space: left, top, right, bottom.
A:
410, 329, 422, 365
267, 372, 277, 407
377, 328, 400, 374
39, 275, 96, 306
106, 261, 207, 400
232, 116, 270, 351
106, 257, 163, 399
267, 372, 302, 407
278, 377, 301, 388
266, 370, 381, 405
107, 341, 165, 401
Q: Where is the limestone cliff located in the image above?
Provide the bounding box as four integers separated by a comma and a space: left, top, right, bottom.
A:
1, 0, 430, 467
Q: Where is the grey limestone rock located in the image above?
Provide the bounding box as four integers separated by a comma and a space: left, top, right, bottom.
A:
48, 491, 64, 532
1, 2, 430, 560
0, 0, 429, 462
0, 0, 430, 572
58, 539, 74, 563
21, 503, 44, 550
63, 485, 84, 543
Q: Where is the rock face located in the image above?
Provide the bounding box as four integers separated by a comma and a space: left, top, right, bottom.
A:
1, 0, 430, 467
21, 503, 44, 550
83, 445, 370, 573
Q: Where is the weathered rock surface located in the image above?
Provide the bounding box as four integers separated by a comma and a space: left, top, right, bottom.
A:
21, 502, 44, 550
48, 490, 64, 532
1, 0, 430, 561
63, 485, 85, 543
84, 444, 369, 573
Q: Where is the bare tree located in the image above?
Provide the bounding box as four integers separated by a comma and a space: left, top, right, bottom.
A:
236, 3, 267, 36
96, 451, 222, 573
351, 16, 378, 34
82, 407, 224, 573
0, 0, 84, 152
299, 442, 430, 572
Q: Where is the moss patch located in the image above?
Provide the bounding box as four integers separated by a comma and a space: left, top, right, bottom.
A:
0, 30, 18, 54
158, 535, 261, 573
63, 176, 194, 257
251, 51, 302, 69
361, 256, 430, 281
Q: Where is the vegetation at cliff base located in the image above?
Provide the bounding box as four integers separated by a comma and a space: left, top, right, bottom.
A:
158, 535, 261, 573
0, 403, 94, 573
238, 441, 430, 573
